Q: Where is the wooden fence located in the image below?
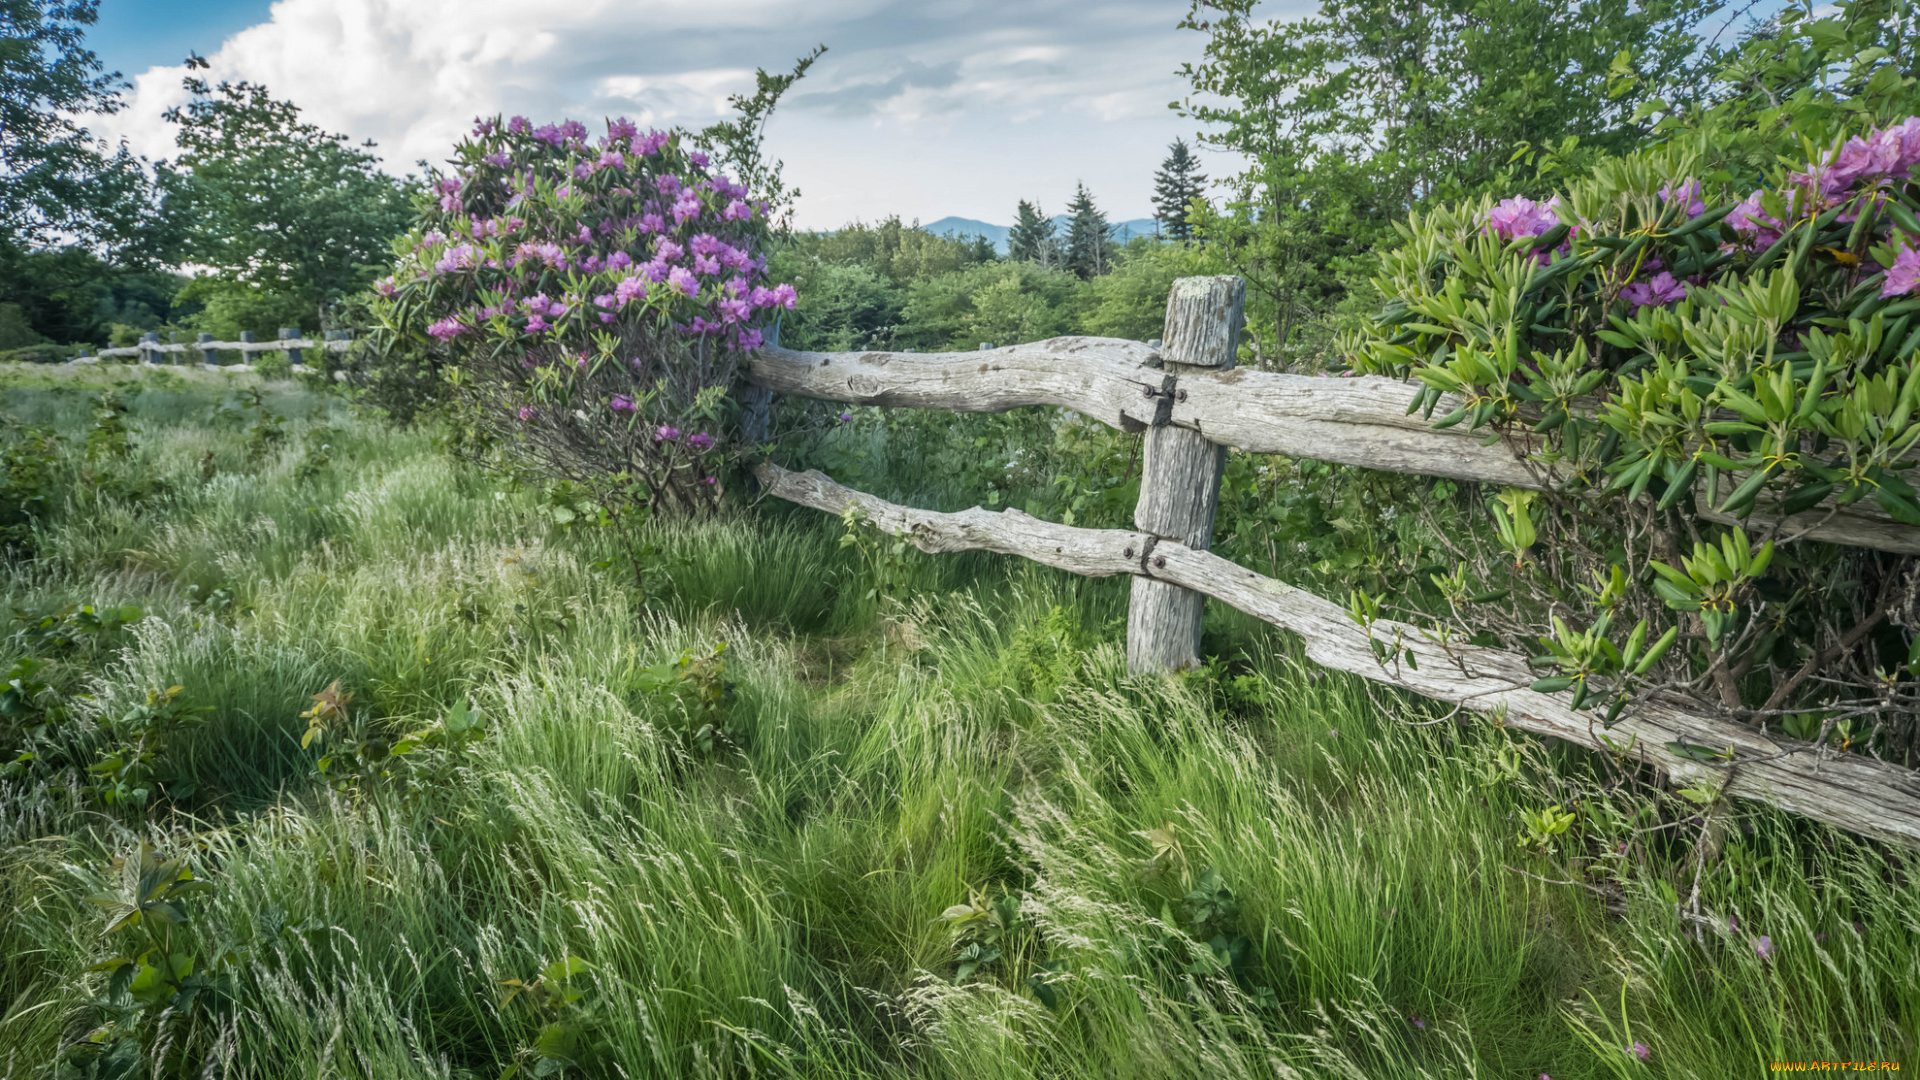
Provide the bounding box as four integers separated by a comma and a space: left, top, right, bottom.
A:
746, 276, 1920, 850
77, 329, 355, 368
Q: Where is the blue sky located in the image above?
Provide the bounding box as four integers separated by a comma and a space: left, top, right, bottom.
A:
89, 0, 1249, 231
90, 0, 272, 79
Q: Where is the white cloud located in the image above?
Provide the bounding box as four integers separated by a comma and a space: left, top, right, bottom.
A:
98, 0, 1246, 228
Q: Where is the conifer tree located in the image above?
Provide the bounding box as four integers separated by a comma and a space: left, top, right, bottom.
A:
1064, 183, 1112, 279
1007, 199, 1055, 263
1151, 137, 1207, 241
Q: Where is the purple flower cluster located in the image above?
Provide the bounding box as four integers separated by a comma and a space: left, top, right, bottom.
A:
1483, 196, 1573, 264
399, 115, 791, 354
1726, 117, 1920, 285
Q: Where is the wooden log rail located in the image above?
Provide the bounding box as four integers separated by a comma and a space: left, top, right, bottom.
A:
746, 341, 1917, 554
86, 337, 354, 360
758, 462, 1920, 850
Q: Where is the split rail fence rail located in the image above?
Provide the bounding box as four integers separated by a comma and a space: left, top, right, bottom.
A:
745, 275, 1920, 851
77, 329, 355, 368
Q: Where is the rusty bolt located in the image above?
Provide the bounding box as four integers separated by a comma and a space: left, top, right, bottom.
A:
1176, 389, 1188, 402
1124, 546, 1135, 558
1154, 556, 1167, 569
1141, 384, 1156, 398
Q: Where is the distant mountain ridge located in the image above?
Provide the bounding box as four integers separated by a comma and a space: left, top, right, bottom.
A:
922, 214, 1163, 254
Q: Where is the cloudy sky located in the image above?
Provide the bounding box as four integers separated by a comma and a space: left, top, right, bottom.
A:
87, 0, 1259, 231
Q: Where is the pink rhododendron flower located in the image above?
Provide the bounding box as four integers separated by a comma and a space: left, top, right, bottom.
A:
1884, 244, 1920, 297
667, 266, 699, 297
654, 238, 684, 263
1726, 191, 1784, 252
1622, 272, 1688, 310
1484, 196, 1560, 242
427, 317, 466, 340
614, 276, 648, 305
700, 475, 717, 485
770, 283, 797, 308
524, 314, 549, 334
673, 190, 704, 225
610, 394, 635, 413
735, 327, 763, 350
1658, 178, 1706, 218
517, 406, 535, 421
688, 151, 710, 169
507, 115, 530, 134
723, 199, 752, 221
693, 253, 720, 276
435, 243, 478, 274
687, 431, 715, 451
655, 424, 680, 442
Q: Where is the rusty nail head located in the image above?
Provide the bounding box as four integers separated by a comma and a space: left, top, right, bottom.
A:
1154, 556, 1167, 569
1124, 546, 1134, 558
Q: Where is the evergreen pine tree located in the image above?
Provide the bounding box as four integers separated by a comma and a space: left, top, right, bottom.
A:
1064, 183, 1112, 279
1151, 138, 1207, 242
1007, 199, 1054, 263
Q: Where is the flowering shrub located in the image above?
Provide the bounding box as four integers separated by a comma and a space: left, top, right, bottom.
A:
1342, 121, 1920, 760
364, 115, 796, 515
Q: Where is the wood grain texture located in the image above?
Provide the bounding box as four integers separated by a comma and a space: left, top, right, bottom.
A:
756, 461, 1920, 850
745, 338, 1171, 432
1130, 276, 1243, 673
748, 340, 1920, 554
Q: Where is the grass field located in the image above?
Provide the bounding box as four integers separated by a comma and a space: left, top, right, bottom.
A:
0, 363, 1914, 1079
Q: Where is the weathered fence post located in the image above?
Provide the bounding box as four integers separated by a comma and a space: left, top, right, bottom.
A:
198, 332, 216, 366
140, 331, 160, 365
1127, 276, 1244, 673
739, 321, 777, 445
280, 327, 301, 366
238, 330, 256, 365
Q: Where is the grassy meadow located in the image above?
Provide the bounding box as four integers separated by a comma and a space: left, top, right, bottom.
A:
0, 363, 1914, 1079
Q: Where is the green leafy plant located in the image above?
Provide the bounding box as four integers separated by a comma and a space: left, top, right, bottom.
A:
498, 956, 606, 1079
838, 504, 913, 606
86, 685, 209, 809
60, 845, 233, 1078
632, 644, 733, 755
1517, 804, 1579, 855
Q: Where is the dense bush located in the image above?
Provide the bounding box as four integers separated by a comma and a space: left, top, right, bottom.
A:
364, 116, 795, 516
1344, 118, 1920, 761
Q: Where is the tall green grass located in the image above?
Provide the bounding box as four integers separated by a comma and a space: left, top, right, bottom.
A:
0, 363, 1913, 1079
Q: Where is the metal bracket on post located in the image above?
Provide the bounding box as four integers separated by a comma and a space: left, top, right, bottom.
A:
1126, 276, 1245, 674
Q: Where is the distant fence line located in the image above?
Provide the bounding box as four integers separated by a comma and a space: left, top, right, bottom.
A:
746, 275, 1920, 851
74, 329, 355, 367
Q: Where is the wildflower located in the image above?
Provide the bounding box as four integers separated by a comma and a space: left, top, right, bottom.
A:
839, 412, 853, 422
1753, 935, 1774, 960
610, 395, 635, 413
1484, 195, 1560, 242
517, 406, 535, 421
655, 424, 680, 442
1621, 271, 1687, 310
1657, 178, 1706, 218
434, 243, 478, 274
472, 117, 497, 136
1726, 190, 1784, 251
1884, 243, 1920, 298
1409, 1014, 1425, 1030
688, 431, 715, 451
614, 276, 649, 305
701, 475, 717, 485
1629, 1041, 1651, 1062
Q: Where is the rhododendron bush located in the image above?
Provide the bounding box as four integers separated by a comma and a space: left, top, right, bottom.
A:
363, 115, 795, 516
1341, 121, 1920, 762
